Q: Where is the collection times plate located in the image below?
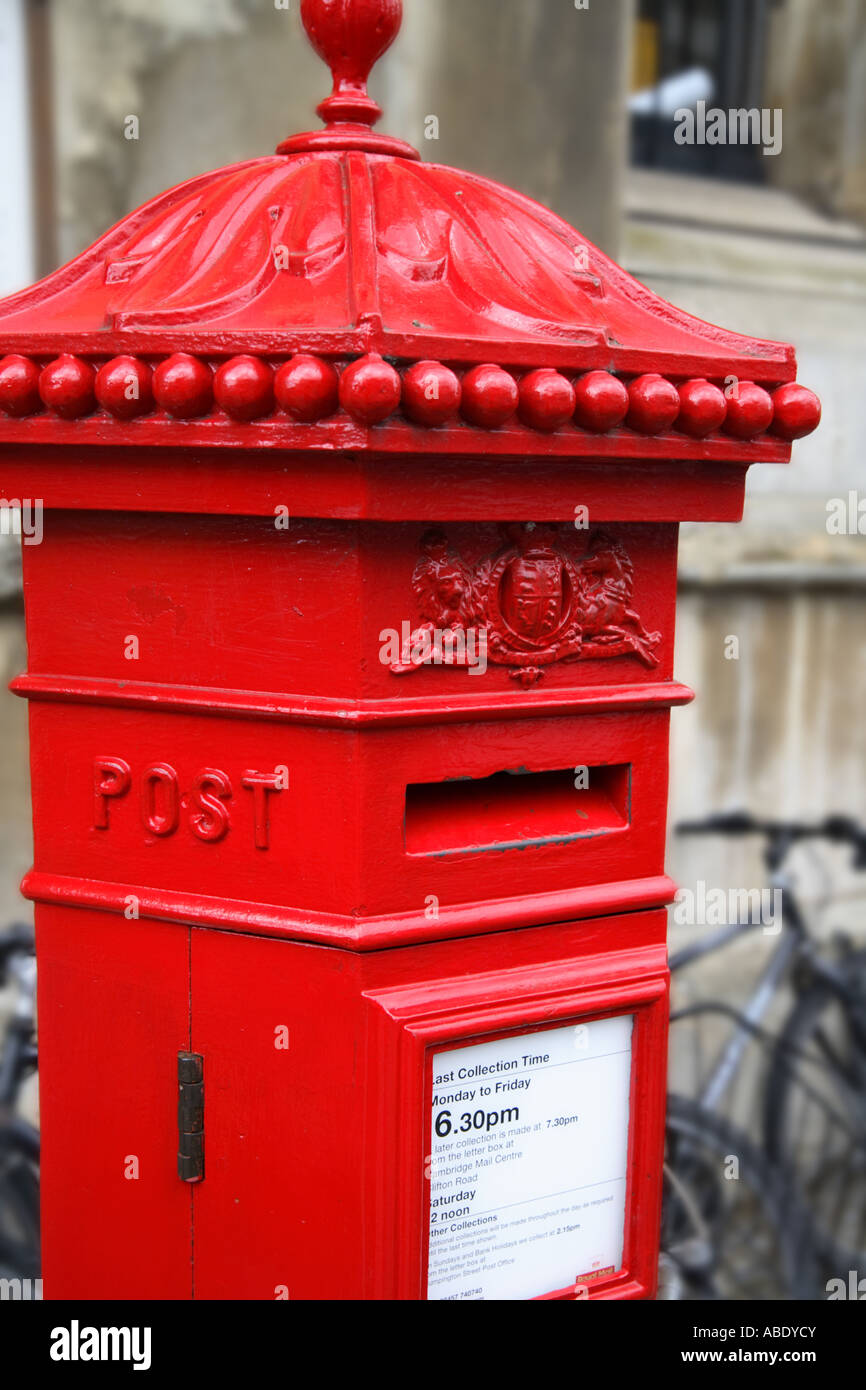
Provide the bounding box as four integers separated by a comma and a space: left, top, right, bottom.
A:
427, 1015, 633, 1300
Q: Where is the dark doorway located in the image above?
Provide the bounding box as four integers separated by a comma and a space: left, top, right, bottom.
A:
631, 0, 777, 182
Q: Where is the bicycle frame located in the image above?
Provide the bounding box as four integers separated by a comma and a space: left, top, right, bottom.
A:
670, 878, 806, 1111
672, 814, 866, 1111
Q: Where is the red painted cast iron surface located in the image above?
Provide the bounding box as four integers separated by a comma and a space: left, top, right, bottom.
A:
1, 0, 819, 1300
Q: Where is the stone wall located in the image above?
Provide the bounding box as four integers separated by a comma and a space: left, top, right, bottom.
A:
765, 0, 866, 227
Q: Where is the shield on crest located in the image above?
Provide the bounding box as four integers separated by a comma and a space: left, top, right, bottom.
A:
501, 552, 565, 641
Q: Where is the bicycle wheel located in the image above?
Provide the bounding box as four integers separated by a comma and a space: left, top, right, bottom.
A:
764, 970, 866, 1280
0, 1121, 40, 1280
662, 1095, 817, 1300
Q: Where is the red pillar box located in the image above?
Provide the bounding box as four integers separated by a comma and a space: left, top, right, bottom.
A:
0, 0, 819, 1301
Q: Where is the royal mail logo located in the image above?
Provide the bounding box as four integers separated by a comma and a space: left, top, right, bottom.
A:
93, 758, 287, 850
381, 525, 661, 687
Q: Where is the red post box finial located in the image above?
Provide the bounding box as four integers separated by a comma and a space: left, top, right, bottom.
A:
302, 0, 402, 128
278, 0, 417, 158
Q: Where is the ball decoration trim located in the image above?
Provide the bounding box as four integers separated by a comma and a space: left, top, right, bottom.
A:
95, 356, 154, 420
460, 363, 519, 429
676, 378, 728, 439
402, 360, 461, 426
518, 369, 576, 433
339, 353, 402, 425
214, 355, 275, 422
573, 370, 629, 433
770, 384, 822, 442
0, 354, 43, 417
274, 354, 339, 422
626, 373, 681, 436
0, 352, 822, 446
38, 354, 96, 419
153, 353, 214, 419
723, 381, 775, 440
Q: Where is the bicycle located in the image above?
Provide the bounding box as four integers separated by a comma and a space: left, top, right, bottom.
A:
662, 812, 866, 1298
661, 1094, 816, 1299
0, 922, 40, 1281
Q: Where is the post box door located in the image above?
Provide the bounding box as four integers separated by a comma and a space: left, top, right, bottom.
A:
188, 928, 366, 1301
36, 906, 193, 1299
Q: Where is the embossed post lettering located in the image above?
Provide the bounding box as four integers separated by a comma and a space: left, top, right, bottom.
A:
90, 760, 282, 848
190, 769, 233, 843
93, 757, 132, 830
141, 763, 180, 837
242, 771, 284, 851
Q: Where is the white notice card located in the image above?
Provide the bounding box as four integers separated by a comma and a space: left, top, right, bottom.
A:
426, 1015, 633, 1300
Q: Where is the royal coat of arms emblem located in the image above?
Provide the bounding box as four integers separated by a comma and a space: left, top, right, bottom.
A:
388, 525, 661, 686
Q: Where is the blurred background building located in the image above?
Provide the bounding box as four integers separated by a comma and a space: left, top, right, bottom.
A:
0, 0, 864, 1126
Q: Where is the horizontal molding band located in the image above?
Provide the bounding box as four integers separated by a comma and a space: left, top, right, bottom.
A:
0, 413, 795, 460
0, 449, 751, 523
21, 871, 679, 952
10, 674, 694, 726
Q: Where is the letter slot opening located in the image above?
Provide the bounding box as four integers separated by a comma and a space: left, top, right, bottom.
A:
405, 765, 631, 856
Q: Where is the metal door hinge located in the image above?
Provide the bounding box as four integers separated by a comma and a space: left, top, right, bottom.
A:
178, 1051, 204, 1183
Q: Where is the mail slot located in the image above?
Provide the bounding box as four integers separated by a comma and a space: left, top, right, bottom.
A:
0, 0, 820, 1300
404, 765, 631, 855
